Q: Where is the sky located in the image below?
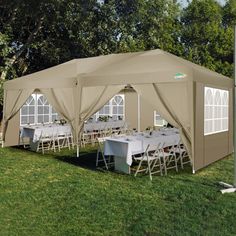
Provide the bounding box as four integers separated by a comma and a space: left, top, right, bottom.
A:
178, 0, 226, 8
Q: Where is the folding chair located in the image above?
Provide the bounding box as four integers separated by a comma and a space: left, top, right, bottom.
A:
36, 131, 52, 154
64, 132, 74, 150
134, 144, 163, 181
159, 142, 178, 175
52, 129, 66, 152
96, 137, 113, 170
174, 141, 190, 169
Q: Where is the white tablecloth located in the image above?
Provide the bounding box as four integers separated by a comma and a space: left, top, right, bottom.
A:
21, 124, 71, 142
21, 120, 127, 142
84, 120, 127, 132
104, 129, 180, 166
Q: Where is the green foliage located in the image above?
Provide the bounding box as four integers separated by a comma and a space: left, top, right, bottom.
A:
0, 146, 236, 235
0, 0, 235, 109
180, 0, 234, 77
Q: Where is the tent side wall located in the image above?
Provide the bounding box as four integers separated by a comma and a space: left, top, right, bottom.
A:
125, 90, 155, 131
194, 82, 233, 171
4, 111, 20, 146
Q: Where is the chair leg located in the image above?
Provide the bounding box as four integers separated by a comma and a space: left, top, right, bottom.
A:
102, 153, 109, 170
134, 159, 144, 177
162, 155, 167, 175
174, 154, 178, 172
159, 158, 163, 176
180, 153, 184, 169
147, 157, 152, 181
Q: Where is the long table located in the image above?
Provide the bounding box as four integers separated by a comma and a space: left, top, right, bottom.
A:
21, 124, 71, 142
21, 120, 128, 150
84, 120, 127, 132
104, 129, 180, 174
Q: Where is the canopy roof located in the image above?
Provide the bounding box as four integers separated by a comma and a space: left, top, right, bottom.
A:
4, 49, 232, 90
3, 48, 233, 172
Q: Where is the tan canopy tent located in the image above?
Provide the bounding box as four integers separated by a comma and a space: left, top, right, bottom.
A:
2, 49, 234, 172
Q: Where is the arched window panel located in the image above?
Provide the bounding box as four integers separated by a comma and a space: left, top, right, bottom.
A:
205, 88, 213, 105
96, 94, 125, 121
204, 87, 229, 135
37, 95, 50, 124
223, 92, 228, 105
112, 95, 123, 105
20, 95, 36, 125
20, 93, 60, 126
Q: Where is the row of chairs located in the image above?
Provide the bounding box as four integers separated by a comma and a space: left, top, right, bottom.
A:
36, 131, 74, 154
95, 137, 190, 180
134, 141, 190, 180
81, 126, 128, 147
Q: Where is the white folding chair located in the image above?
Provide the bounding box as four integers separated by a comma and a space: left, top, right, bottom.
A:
96, 137, 113, 170
36, 131, 52, 154
64, 132, 74, 149
174, 141, 190, 169
52, 129, 66, 152
134, 144, 163, 181
159, 142, 178, 175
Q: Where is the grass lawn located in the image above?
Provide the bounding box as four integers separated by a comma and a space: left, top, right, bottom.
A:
0, 146, 236, 236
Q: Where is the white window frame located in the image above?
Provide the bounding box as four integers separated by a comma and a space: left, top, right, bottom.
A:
94, 94, 125, 121
204, 87, 229, 136
153, 111, 167, 127
20, 93, 60, 126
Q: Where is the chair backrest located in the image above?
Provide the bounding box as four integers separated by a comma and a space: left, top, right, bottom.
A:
143, 144, 150, 157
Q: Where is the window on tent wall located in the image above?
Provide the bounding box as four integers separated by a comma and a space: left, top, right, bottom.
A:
111, 95, 124, 120
20, 94, 60, 125
204, 87, 229, 135
37, 95, 50, 123
20, 95, 36, 125
92, 94, 125, 121
154, 111, 167, 127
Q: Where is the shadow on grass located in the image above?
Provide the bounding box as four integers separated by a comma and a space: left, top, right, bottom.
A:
54, 150, 98, 170
14, 145, 106, 172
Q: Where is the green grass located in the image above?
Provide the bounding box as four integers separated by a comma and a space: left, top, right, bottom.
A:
0, 146, 236, 236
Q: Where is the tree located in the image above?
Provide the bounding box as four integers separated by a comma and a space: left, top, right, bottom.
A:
180, 0, 233, 77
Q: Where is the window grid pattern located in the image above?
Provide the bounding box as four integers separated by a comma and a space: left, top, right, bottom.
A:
204, 87, 229, 135
94, 95, 125, 121
20, 95, 35, 125
154, 111, 167, 126
20, 94, 60, 125
37, 95, 50, 124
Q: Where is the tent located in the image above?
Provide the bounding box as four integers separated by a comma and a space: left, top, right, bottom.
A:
2, 49, 234, 172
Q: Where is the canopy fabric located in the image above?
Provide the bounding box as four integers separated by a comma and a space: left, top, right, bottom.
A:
2, 88, 35, 140
3, 49, 233, 172
133, 83, 191, 156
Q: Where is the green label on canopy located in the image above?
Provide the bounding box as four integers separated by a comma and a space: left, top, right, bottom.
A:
174, 73, 187, 80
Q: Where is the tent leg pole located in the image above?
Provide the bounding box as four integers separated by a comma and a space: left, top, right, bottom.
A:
219, 25, 236, 194
137, 93, 141, 132
76, 144, 79, 157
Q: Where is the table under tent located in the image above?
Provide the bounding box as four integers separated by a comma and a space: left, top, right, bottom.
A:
2, 49, 233, 172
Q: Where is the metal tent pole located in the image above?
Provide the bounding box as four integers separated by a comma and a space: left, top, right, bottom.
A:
137, 93, 141, 132
219, 25, 236, 193
77, 143, 79, 157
